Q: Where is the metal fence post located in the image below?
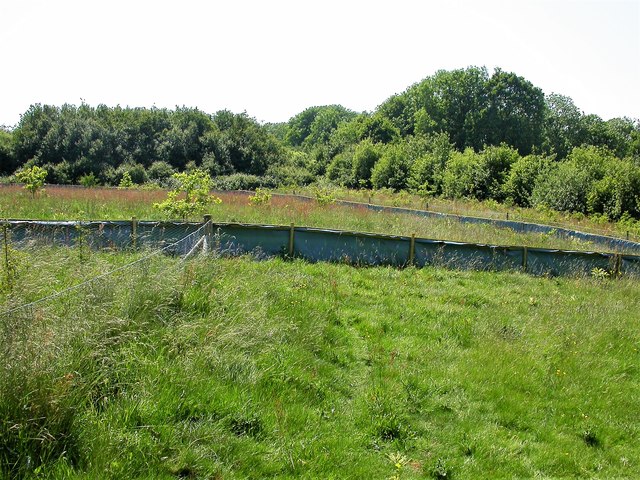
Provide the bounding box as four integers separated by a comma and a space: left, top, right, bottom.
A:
131, 216, 138, 250
288, 223, 295, 258
2, 223, 9, 279
522, 246, 528, 273
408, 233, 416, 266
203, 215, 212, 254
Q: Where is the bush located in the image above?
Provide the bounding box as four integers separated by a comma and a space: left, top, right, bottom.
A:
79, 172, 100, 187
441, 148, 481, 199
326, 149, 355, 187
248, 188, 272, 206
351, 139, 382, 188
147, 161, 175, 183
370, 144, 410, 191
503, 154, 554, 207
116, 163, 148, 185
154, 169, 221, 219
210, 173, 276, 191
407, 133, 453, 195
532, 161, 591, 213
15, 165, 48, 197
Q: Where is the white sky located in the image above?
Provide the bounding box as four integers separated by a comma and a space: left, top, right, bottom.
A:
0, 0, 638, 127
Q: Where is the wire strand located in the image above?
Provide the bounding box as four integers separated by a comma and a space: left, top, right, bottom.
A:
1, 222, 209, 317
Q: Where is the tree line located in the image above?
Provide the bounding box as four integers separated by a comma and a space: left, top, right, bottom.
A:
1, 66, 639, 220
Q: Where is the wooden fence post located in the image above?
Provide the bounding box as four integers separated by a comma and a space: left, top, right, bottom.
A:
288, 223, 295, 258
408, 233, 416, 266
131, 216, 138, 250
2, 223, 9, 280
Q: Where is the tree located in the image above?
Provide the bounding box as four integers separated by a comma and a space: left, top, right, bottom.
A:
542, 94, 585, 159
407, 133, 454, 195
0, 128, 16, 174
370, 145, 410, 191
484, 69, 545, 155
351, 139, 383, 187
15, 165, 48, 198
154, 169, 221, 220
502, 154, 554, 207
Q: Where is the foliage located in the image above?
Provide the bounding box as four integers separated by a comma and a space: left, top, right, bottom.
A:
3, 68, 640, 223
15, 165, 47, 197
118, 171, 134, 189
503, 154, 555, 207
351, 139, 383, 188
0, 128, 16, 174
314, 186, 337, 206
407, 133, 454, 195
371, 144, 410, 191
248, 188, 272, 206
78, 172, 99, 187
326, 149, 355, 187
153, 169, 221, 219
210, 173, 276, 191
147, 160, 175, 184
2, 251, 640, 478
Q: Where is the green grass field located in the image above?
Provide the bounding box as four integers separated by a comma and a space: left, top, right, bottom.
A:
2, 244, 639, 479
1, 185, 636, 253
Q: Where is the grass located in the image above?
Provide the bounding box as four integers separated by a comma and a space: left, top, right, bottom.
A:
2, 245, 639, 478
1, 185, 636, 254
279, 185, 640, 242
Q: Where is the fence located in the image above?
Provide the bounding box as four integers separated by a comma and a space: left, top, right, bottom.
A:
3, 218, 640, 278
263, 192, 640, 255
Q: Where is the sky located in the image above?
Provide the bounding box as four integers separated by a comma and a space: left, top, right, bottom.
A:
0, 0, 639, 127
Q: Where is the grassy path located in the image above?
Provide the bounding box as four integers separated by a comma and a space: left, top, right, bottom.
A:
2, 247, 639, 478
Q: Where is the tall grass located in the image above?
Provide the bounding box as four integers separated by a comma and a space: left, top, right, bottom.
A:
1, 185, 632, 253
1, 246, 639, 478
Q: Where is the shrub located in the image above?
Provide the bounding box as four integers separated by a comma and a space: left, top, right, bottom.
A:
147, 161, 176, 183
154, 170, 221, 219
351, 139, 383, 188
15, 165, 48, 198
248, 188, 272, 206
407, 133, 453, 195
79, 172, 99, 187
210, 173, 276, 191
441, 148, 481, 199
503, 154, 554, 207
326, 149, 355, 187
371, 144, 410, 191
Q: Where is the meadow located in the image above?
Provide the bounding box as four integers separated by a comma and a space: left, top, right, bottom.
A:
1, 244, 639, 479
0, 185, 635, 254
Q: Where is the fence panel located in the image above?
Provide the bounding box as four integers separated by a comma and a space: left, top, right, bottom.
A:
4, 219, 640, 279
294, 228, 410, 267
413, 239, 523, 271
526, 248, 616, 277
210, 223, 291, 258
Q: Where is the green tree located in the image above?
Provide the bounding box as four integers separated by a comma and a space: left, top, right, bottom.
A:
15, 165, 48, 198
407, 133, 454, 195
0, 128, 16, 174
542, 94, 585, 159
441, 148, 482, 199
351, 139, 383, 187
502, 154, 554, 207
370, 145, 410, 191
154, 169, 221, 219
485, 69, 545, 155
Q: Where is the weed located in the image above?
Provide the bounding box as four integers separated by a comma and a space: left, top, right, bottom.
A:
431, 458, 452, 479
248, 188, 272, 206
591, 267, 610, 280
582, 426, 600, 447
